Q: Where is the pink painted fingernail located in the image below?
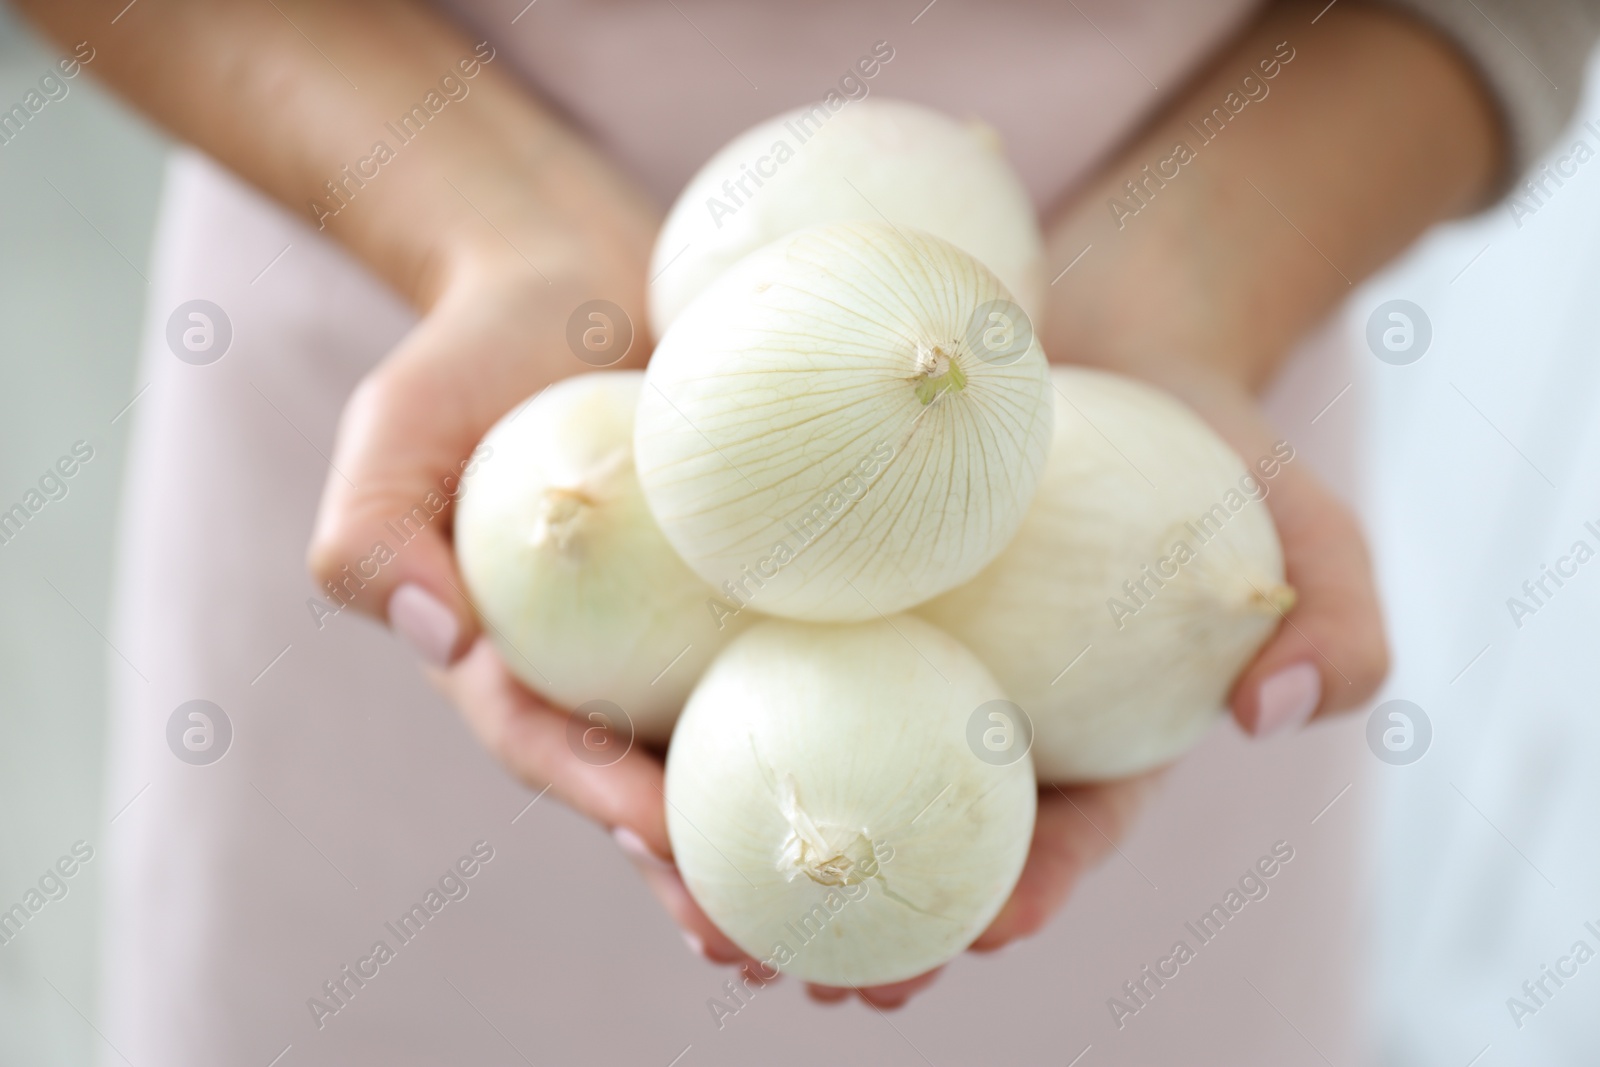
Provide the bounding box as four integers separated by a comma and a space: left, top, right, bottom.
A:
388, 583, 459, 667
612, 826, 672, 870
1253, 663, 1321, 737
682, 931, 711, 961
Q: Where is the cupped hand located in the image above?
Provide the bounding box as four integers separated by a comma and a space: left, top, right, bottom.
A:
303, 186, 776, 984
804, 358, 1392, 1010
1102, 361, 1392, 735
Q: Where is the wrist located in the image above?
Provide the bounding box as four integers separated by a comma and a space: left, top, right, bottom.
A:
1036, 0, 1501, 397
318, 108, 658, 320
422, 183, 655, 321
1039, 197, 1268, 395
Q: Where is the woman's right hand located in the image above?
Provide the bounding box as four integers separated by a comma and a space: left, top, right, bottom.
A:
303, 172, 779, 978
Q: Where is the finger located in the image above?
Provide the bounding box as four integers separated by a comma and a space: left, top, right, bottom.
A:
854, 967, 944, 1009
1231, 463, 1390, 737
807, 968, 943, 1009
806, 983, 853, 1005
972, 775, 1157, 952
1070, 371, 1391, 738
308, 292, 551, 665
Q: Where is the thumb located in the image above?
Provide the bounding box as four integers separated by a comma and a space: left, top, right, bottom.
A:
1230, 463, 1390, 735
307, 313, 506, 665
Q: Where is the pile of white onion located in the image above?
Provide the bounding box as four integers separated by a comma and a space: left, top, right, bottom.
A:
456, 100, 1289, 988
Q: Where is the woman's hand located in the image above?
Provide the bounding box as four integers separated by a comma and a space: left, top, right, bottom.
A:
23, 0, 1494, 1014
304, 163, 795, 983
801, 0, 1503, 1010
305, 206, 654, 664
797, 351, 1391, 1010
13, 0, 756, 989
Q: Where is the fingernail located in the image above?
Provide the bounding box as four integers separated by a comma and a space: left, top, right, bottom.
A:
744, 960, 781, 985
612, 826, 672, 871
1253, 662, 1321, 737
388, 583, 459, 667
682, 931, 711, 961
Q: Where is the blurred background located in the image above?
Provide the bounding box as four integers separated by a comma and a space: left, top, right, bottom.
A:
3, 3, 1599, 1064
0, 5, 160, 1064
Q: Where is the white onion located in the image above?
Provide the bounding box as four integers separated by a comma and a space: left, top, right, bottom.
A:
665, 615, 1036, 986
455, 372, 747, 742
650, 98, 1043, 337
918, 367, 1293, 782
635, 221, 1053, 623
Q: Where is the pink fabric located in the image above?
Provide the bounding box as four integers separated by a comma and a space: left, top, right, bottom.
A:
440, 0, 1258, 210
98, 3, 1371, 1064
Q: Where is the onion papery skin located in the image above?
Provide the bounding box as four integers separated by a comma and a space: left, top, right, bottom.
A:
456, 372, 747, 743
649, 98, 1043, 337
919, 367, 1291, 782
635, 221, 1053, 623
664, 615, 1037, 987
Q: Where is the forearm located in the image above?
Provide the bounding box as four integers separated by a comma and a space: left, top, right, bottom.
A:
15, 0, 656, 310
1042, 0, 1502, 392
